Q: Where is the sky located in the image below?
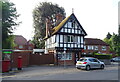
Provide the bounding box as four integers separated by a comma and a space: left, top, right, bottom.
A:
10, 0, 119, 40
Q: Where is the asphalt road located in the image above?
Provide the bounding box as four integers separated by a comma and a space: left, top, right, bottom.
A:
1, 64, 119, 80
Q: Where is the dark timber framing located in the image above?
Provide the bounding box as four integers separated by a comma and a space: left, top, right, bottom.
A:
45, 13, 87, 65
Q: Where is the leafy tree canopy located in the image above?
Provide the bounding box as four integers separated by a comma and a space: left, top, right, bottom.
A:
32, 2, 66, 48
103, 26, 120, 56
1, 0, 20, 49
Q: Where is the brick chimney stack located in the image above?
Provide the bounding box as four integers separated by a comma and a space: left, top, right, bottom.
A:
45, 17, 52, 37
55, 13, 63, 26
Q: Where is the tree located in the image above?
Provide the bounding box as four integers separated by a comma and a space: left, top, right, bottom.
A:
106, 32, 112, 39
2, 1, 20, 49
104, 27, 120, 56
32, 2, 66, 48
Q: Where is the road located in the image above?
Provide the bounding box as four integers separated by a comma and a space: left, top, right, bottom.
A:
1, 64, 119, 80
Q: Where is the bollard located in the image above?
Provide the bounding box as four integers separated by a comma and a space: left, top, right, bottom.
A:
17, 56, 22, 70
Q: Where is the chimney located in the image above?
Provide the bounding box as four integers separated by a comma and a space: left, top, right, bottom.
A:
55, 13, 63, 26
45, 17, 52, 37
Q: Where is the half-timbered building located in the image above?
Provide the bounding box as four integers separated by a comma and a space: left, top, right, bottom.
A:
44, 13, 87, 65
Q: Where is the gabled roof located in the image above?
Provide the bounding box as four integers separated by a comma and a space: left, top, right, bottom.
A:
44, 13, 87, 40
52, 13, 87, 35
52, 16, 70, 35
84, 38, 109, 46
14, 35, 27, 45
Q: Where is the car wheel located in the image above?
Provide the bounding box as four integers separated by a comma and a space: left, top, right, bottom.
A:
77, 67, 80, 69
86, 65, 90, 71
100, 64, 104, 69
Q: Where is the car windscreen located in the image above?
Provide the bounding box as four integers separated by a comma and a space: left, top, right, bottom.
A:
79, 58, 87, 61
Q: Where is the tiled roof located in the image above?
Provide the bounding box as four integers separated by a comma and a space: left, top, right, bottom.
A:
14, 35, 27, 45
44, 13, 87, 40
85, 38, 109, 46
44, 15, 70, 40
52, 16, 70, 35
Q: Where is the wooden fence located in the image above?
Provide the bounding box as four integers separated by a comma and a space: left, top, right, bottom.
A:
29, 53, 54, 66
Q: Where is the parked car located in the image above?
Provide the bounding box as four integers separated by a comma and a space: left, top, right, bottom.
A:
76, 57, 105, 71
110, 57, 120, 62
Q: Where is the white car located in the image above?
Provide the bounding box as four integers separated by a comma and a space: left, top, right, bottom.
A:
76, 57, 105, 71
111, 57, 120, 62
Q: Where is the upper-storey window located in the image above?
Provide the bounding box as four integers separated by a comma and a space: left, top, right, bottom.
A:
102, 46, 106, 51
67, 35, 73, 42
68, 22, 72, 28
94, 46, 98, 50
88, 45, 94, 50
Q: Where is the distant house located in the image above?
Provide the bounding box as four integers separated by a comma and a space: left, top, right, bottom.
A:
44, 13, 87, 65
14, 35, 34, 50
82, 38, 110, 55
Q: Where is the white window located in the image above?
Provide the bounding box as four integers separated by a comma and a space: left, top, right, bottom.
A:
68, 22, 72, 28
81, 36, 84, 43
88, 46, 94, 50
84, 46, 86, 50
67, 35, 73, 42
19, 45, 23, 49
102, 46, 106, 51
75, 22, 78, 28
94, 46, 98, 50
58, 52, 72, 60
60, 35, 63, 42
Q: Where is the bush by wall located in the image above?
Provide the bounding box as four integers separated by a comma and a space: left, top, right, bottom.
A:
81, 53, 112, 59
94, 53, 112, 59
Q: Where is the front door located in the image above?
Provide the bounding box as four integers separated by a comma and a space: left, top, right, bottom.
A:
75, 52, 79, 63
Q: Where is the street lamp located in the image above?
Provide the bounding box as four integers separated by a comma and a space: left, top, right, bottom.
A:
64, 48, 66, 68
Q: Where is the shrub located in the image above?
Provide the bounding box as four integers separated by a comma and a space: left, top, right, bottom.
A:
94, 53, 112, 59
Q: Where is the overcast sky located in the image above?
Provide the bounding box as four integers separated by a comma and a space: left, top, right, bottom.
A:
10, 0, 119, 40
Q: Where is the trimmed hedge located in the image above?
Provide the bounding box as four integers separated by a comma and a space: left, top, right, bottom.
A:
81, 53, 112, 59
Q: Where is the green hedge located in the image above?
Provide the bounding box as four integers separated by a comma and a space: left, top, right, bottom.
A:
81, 53, 112, 59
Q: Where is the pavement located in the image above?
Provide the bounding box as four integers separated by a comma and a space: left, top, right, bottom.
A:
1, 62, 119, 79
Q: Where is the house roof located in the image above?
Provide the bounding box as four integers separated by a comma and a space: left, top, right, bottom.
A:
84, 38, 109, 46
14, 35, 27, 45
52, 16, 70, 35
44, 13, 87, 39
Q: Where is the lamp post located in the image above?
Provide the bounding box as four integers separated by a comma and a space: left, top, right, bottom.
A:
64, 48, 66, 68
